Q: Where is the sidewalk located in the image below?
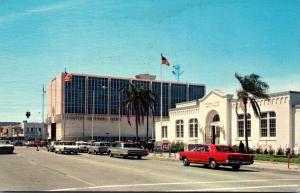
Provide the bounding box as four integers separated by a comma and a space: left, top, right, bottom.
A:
147, 153, 300, 173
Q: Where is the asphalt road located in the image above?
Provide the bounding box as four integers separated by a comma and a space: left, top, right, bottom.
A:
0, 147, 299, 192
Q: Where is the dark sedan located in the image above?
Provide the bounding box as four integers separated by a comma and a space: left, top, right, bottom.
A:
0, 140, 14, 154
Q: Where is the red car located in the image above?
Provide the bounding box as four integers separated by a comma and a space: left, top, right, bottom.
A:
179, 144, 254, 171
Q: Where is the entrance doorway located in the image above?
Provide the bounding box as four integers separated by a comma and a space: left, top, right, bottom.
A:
51, 123, 56, 141
205, 111, 220, 144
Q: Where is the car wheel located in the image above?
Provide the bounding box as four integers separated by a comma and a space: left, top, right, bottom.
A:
182, 157, 190, 166
74, 152, 78, 155
232, 164, 240, 171
209, 159, 218, 169
137, 156, 142, 159
123, 155, 128, 159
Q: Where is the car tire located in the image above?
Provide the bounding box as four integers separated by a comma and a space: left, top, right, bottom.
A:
183, 157, 190, 166
137, 156, 142, 159
123, 155, 128, 159
232, 164, 240, 171
209, 159, 218, 169
74, 152, 78, 155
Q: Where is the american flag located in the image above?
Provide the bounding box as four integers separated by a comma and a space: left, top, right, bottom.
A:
64, 73, 73, 82
161, 53, 170, 66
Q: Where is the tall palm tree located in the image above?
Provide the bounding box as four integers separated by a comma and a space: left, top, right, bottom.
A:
140, 87, 155, 142
235, 73, 269, 153
122, 82, 145, 142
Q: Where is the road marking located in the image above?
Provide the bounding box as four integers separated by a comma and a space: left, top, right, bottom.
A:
65, 174, 95, 186
170, 184, 300, 192
48, 178, 300, 191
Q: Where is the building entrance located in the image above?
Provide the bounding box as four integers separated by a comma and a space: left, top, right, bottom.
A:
205, 110, 220, 144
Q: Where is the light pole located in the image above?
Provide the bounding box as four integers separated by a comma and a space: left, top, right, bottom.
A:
118, 91, 121, 141
103, 86, 122, 141
91, 83, 96, 140
42, 84, 46, 140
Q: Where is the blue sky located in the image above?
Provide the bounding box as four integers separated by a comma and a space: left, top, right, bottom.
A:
0, 0, 299, 122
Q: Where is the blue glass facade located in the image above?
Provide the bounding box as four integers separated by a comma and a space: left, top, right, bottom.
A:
152, 82, 169, 117
171, 83, 187, 108
63, 74, 205, 117
110, 78, 129, 115
87, 77, 108, 114
64, 75, 85, 114
189, 85, 205, 101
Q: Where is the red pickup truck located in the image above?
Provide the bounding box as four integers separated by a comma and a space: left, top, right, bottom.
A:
179, 144, 254, 171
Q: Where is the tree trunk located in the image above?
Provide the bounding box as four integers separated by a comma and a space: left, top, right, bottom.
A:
244, 100, 249, 154
135, 115, 139, 142
146, 109, 149, 142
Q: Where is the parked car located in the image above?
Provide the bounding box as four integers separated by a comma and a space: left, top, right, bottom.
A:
47, 141, 57, 152
108, 141, 148, 159
54, 141, 79, 154
76, 141, 88, 153
88, 142, 111, 155
179, 144, 254, 171
13, 140, 24, 146
25, 141, 36, 147
0, 140, 14, 154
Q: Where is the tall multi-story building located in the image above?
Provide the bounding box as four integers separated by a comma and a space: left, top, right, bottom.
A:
47, 72, 205, 141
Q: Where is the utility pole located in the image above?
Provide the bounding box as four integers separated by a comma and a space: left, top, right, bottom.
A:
118, 91, 121, 141
42, 84, 46, 140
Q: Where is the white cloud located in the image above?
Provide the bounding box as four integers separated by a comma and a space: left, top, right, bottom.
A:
0, 0, 88, 24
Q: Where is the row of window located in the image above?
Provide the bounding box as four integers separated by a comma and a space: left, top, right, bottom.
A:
237, 111, 276, 138
162, 119, 199, 138
64, 75, 205, 116
26, 128, 42, 133
161, 111, 277, 139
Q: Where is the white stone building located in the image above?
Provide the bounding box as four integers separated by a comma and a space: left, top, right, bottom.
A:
22, 121, 47, 141
155, 90, 300, 153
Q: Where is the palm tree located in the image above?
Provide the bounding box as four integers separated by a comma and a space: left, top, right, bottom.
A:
235, 73, 269, 153
122, 82, 145, 142
140, 87, 155, 142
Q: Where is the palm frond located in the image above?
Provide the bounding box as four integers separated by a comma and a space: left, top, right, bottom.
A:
249, 97, 262, 118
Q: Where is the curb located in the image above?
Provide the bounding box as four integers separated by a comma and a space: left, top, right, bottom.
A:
147, 154, 300, 173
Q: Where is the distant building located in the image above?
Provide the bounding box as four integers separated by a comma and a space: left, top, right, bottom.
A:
22, 121, 47, 141
155, 90, 300, 154
47, 72, 206, 141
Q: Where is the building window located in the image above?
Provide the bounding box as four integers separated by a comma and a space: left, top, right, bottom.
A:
162, 126, 168, 138
260, 113, 268, 137
269, 112, 276, 137
260, 111, 276, 137
31, 128, 33, 132
27, 128, 29, 133
189, 119, 198, 138
237, 114, 251, 137
176, 120, 184, 138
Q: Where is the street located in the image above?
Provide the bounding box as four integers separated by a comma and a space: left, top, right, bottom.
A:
0, 147, 299, 192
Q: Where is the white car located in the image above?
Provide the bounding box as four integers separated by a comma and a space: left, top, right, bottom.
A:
54, 141, 79, 154
76, 141, 88, 153
0, 140, 14, 154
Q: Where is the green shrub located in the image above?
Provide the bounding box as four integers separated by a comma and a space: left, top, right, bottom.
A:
170, 142, 184, 153
276, 147, 284, 155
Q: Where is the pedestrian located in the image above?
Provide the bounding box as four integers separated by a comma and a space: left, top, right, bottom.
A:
239, 140, 245, 153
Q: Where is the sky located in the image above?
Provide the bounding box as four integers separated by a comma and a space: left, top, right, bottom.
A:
0, 0, 299, 122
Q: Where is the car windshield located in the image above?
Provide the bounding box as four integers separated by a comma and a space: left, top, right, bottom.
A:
0, 140, 10, 144
216, 146, 235, 153
124, 143, 141, 148
62, 142, 75, 145
100, 143, 111, 146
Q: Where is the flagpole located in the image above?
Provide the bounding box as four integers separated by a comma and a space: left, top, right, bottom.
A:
63, 72, 66, 141
160, 54, 163, 143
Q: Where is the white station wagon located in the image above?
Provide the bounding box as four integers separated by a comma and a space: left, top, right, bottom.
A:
54, 141, 79, 154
